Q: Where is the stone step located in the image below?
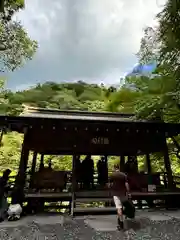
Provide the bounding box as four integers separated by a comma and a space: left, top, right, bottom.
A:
73, 206, 117, 216
75, 198, 112, 203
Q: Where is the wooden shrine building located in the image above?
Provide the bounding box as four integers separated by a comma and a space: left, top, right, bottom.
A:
1, 107, 180, 215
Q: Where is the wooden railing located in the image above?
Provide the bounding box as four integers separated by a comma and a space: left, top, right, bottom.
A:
8, 171, 180, 191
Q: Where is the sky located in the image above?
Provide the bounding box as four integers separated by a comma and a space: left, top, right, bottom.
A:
6, 0, 166, 90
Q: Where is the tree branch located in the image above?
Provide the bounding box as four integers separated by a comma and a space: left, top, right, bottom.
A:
0, 0, 5, 13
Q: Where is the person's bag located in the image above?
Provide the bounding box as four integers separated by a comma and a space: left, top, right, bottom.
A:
7, 204, 22, 221
123, 199, 135, 219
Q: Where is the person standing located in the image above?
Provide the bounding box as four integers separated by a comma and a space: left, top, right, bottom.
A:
108, 164, 131, 230
0, 169, 11, 222
82, 155, 94, 190
97, 157, 108, 188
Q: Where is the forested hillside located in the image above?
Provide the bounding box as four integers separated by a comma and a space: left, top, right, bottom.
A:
0, 80, 116, 115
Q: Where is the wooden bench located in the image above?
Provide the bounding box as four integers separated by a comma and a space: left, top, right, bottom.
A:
26, 169, 69, 213
30, 169, 68, 193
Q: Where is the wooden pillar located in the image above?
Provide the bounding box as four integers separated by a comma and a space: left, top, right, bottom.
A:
31, 151, 37, 174
39, 154, 44, 170
13, 129, 30, 204
120, 155, 125, 172
71, 155, 76, 216
104, 155, 108, 185
146, 153, 152, 173
163, 139, 173, 189
0, 128, 4, 146
29, 151, 37, 188
134, 156, 138, 172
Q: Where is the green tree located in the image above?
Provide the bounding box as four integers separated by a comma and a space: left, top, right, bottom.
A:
0, 78, 24, 115
137, 27, 159, 64
0, 0, 24, 22
135, 0, 180, 122
0, 0, 37, 71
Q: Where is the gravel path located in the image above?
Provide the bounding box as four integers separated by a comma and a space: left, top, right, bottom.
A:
0, 215, 180, 239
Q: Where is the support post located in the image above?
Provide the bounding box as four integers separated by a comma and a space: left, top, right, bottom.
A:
104, 155, 108, 163
134, 156, 138, 173
0, 128, 4, 146
146, 153, 152, 173
71, 155, 76, 216
104, 155, 108, 185
163, 138, 173, 189
39, 154, 44, 170
13, 128, 30, 204
120, 155, 125, 172
31, 151, 37, 174
29, 151, 37, 188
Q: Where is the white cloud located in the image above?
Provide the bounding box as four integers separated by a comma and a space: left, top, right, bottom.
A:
8, 0, 166, 89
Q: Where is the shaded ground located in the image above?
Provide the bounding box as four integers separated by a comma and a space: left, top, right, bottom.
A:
0, 210, 180, 239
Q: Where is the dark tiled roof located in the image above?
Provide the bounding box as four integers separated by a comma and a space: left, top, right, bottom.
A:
0, 107, 180, 137
20, 107, 145, 123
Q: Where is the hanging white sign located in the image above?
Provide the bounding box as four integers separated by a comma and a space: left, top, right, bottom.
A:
91, 137, 109, 145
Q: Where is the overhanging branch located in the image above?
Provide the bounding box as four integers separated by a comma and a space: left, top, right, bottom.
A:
0, 0, 4, 13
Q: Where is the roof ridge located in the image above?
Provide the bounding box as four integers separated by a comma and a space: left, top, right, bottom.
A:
21, 106, 135, 118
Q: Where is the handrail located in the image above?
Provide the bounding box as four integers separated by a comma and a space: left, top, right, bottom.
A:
7, 172, 180, 184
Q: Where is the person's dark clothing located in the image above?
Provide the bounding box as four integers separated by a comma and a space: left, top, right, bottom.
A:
0, 176, 10, 199
82, 157, 94, 189
97, 160, 102, 185
97, 159, 108, 187
124, 156, 138, 175
109, 171, 128, 197
11, 186, 25, 205
0, 175, 10, 221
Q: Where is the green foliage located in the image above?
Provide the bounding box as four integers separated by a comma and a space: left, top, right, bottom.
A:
109, 0, 180, 123
0, 78, 24, 115
0, 132, 23, 171
0, 0, 24, 17
136, 0, 180, 121
0, 0, 37, 71
106, 85, 140, 113
137, 27, 159, 64
0, 81, 110, 115
0, 21, 38, 71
